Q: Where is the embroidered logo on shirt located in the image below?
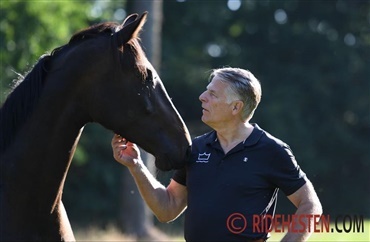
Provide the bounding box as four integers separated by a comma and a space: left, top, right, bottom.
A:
196, 152, 211, 163
243, 157, 248, 162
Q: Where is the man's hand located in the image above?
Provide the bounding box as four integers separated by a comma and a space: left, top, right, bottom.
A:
111, 134, 142, 168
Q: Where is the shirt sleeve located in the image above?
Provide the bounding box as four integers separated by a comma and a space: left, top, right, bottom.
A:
172, 167, 187, 186
268, 144, 307, 196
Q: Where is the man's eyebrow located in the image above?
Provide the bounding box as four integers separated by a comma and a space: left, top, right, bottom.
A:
208, 88, 217, 94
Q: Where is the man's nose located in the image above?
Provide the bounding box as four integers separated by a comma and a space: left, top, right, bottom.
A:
199, 91, 206, 102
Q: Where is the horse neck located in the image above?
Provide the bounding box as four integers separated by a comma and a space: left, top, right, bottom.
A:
3, 95, 87, 214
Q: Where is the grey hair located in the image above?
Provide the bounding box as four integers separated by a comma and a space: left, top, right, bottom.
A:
209, 67, 262, 121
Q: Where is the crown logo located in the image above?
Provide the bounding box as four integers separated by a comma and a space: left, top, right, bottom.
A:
197, 152, 211, 163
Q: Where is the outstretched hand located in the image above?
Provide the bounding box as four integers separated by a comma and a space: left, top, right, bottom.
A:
111, 134, 141, 168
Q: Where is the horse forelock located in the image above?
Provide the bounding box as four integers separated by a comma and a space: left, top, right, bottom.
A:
0, 56, 50, 153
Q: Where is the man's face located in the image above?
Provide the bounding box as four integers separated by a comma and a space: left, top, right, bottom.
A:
199, 76, 235, 128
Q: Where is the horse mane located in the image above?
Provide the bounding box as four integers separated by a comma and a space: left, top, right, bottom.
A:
125, 37, 148, 80
0, 21, 147, 154
0, 56, 50, 153
65, 22, 148, 79
68, 22, 117, 43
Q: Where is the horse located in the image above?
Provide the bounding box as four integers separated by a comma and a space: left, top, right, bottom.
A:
0, 12, 191, 241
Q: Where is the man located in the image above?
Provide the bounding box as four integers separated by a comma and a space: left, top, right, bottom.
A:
112, 67, 322, 241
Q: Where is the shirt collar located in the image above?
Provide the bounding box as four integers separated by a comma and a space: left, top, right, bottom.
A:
243, 123, 264, 146
205, 123, 264, 147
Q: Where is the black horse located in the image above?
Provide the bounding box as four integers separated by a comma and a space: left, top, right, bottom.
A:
0, 12, 191, 241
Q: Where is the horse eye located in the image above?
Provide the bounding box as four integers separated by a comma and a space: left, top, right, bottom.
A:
146, 69, 153, 83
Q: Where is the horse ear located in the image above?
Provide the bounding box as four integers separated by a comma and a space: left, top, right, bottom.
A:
114, 12, 147, 45
122, 13, 138, 27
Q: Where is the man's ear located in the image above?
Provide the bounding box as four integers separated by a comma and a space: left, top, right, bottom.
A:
232, 100, 244, 113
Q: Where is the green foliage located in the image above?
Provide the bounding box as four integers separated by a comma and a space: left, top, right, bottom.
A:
0, 1, 92, 102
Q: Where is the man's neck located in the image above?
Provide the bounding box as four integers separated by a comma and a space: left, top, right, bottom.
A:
214, 122, 254, 154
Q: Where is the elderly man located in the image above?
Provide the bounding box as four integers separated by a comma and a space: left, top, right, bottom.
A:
112, 67, 322, 241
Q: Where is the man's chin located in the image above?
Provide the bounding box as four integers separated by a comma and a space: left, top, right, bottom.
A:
201, 117, 210, 126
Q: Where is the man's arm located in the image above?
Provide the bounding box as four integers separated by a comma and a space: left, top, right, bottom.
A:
112, 135, 187, 223
127, 162, 188, 222
281, 180, 322, 242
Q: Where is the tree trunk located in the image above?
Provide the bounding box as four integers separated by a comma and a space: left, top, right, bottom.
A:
120, 0, 164, 240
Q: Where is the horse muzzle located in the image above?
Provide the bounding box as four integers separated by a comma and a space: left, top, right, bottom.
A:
155, 145, 191, 171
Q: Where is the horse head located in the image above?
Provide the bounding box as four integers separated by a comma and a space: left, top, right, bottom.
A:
47, 12, 191, 171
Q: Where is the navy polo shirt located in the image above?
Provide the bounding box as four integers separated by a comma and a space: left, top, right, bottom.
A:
172, 124, 307, 241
